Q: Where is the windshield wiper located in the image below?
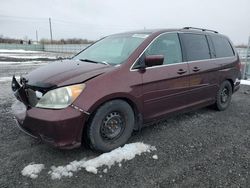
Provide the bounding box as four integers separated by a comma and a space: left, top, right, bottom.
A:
79, 59, 110, 65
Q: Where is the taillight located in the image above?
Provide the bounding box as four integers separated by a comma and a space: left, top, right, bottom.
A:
237, 61, 242, 71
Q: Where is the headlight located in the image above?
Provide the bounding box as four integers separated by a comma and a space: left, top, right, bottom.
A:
36, 83, 86, 109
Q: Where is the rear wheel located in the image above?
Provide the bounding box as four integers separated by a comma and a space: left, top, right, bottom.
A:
214, 80, 232, 111
87, 100, 134, 152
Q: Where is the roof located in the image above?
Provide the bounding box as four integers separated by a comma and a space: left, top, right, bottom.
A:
115, 27, 222, 36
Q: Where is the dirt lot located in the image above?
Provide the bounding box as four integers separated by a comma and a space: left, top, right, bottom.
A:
1, 51, 250, 188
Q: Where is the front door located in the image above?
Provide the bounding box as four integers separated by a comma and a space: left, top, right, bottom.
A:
140, 33, 190, 122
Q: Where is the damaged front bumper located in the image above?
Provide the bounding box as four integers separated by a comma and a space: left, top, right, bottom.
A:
11, 76, 89, 149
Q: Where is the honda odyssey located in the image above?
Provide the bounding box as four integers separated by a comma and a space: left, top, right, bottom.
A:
12, 27, 241, 152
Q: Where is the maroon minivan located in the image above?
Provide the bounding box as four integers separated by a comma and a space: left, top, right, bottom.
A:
12, 27, 241, 152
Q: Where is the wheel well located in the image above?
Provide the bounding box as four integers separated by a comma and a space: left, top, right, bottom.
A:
226, 79, 234, 91
81, 97, 142, 146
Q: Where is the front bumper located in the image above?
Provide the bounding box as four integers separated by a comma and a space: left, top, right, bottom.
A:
11, 76, 89, 149
13, 102, 88, 149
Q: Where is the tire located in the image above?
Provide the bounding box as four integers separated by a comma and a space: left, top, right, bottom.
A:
87, 100, 135, 152
214, 80, 233, 111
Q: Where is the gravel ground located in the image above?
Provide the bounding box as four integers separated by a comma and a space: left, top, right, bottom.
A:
1, 52, 250, 188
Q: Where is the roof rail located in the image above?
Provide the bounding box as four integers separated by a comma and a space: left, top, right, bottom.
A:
183, 27, 218, 34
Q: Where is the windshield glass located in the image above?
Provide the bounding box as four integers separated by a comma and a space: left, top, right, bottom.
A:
73, 33, 149, 65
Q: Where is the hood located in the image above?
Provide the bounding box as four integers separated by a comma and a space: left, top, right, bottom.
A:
24, 60, 115, 88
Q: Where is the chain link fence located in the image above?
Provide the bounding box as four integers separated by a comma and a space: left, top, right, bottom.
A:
43, 44, 90, 53
0, 42, 249, 79
237, 37, 250, 79
0, 43, 90, 53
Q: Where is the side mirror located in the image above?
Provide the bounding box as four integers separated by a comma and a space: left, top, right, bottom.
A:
145, 55, 164, 67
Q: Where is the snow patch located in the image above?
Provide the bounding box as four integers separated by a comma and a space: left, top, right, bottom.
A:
11, 100, 26, 115
241, 80, 250, 86
152, 155, 158, 160
86, 166, 98, 174
49, 142, 156, 180
0, 76, 20, 83
0, 61, 47, 65
0, 54, 57, 59
21, 163, 45, 179
0, 49, 38, 53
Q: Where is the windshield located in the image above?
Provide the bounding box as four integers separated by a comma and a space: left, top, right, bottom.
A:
73, 33, 149, 65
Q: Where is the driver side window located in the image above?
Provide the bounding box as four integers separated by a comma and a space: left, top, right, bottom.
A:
145, 33, 182, 66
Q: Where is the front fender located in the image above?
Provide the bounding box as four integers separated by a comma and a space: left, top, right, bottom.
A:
74, 92, 143, 116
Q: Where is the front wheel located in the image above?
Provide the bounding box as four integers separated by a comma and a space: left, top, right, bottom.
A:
214, 80, 233, 111
87, 100, 135, 152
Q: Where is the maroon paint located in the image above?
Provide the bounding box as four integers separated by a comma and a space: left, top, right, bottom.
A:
13, 28, 241, 149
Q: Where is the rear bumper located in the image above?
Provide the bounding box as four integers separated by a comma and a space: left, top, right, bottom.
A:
234, 84, 240, 93
234, 80, 241, 93
14, 103, 88, 149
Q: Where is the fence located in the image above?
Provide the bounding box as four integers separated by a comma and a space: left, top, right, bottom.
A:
0, 43, 44, 51
0, 43, 89, 53
237, 48, 248, 60
0, 43, 249, 78
44, 44, 89, 53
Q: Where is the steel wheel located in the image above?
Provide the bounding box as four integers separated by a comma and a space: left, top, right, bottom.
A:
87, 100, 135, 152
215, 80, 232, 111
220, 87, 229, 103
100, 112, 125, 140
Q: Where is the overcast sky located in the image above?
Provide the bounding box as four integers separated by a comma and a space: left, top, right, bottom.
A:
0, 0, 250, 44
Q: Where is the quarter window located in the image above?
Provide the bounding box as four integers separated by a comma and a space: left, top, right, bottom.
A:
210, 35, 234, 58
145, 33, 182, 65
181, 34, 210, 61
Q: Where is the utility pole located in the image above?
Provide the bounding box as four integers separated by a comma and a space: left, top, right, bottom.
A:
49, 17, 53, 44
36, 30, 38, 43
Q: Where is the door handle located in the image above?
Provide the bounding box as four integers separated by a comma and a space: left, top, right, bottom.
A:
192, 67, 200, 72
177, 69, 187, 75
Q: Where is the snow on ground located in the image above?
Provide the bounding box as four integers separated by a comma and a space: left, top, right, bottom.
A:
0, 49, 38, 53
0, 54, 57, 59
48, 142, 156, 180
152, 155, 158, 160
21, 163, 45, 179
11, 100, 26, 115
241, 79, 250, 85
0, 49, 69, 60
20, 142, 157, 180
0, 76, 20, 83
0, 61, 47, 65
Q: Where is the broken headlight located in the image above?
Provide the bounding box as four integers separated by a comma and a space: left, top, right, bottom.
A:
36, 83, 86, 109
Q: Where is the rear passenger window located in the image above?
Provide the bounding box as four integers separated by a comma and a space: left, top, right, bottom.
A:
181, 34, 210, 61
210, 35, 234, 58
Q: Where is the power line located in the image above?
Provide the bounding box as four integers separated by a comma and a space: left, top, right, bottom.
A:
0, 14, 138, 29
0, 14, 143, 40
0, 14, 48, 21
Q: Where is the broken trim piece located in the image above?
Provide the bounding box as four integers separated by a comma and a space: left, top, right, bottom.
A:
71, 104, 90, 115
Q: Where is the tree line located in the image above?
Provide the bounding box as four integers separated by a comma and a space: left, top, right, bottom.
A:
0, 35, 94, 44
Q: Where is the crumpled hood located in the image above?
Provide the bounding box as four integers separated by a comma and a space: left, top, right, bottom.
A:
24, 60, 115, 88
